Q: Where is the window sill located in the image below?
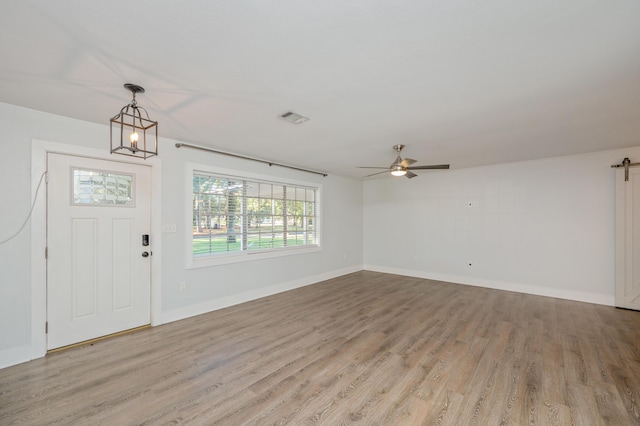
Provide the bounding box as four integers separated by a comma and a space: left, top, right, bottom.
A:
187, 244, 321, 269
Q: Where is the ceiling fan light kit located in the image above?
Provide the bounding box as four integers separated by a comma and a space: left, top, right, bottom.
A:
390, 165, 407, 176
358, 144, 450, 179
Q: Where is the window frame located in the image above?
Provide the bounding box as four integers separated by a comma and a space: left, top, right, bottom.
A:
71, 167, 136, 207
186, 163, 322, 269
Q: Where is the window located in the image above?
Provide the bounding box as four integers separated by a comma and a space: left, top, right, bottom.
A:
191, 169, 320, 266
72, 168, 134, 206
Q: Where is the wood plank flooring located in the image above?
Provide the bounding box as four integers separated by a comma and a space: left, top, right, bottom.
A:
2, 271, 640, 425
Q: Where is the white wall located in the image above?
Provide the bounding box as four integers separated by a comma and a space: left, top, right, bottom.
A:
2, 98, 636, 369
160, 145, 364, 322
364, 148, 640, 305
0, 102, 363, 368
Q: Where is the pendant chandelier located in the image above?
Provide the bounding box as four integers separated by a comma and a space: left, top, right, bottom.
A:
110, 83, 158, 159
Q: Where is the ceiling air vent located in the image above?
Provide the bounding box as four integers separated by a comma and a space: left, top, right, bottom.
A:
280, 111, 309, 124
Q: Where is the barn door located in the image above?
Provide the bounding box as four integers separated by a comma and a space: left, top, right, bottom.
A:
615, 165, 640, 310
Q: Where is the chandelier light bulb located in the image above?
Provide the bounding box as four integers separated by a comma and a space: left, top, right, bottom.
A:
130, 131, 139, 150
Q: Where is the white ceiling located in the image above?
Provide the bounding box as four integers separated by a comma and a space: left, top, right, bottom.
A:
1, 1, 639, 178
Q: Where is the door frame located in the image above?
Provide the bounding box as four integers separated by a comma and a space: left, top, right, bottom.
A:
30, 139, 162, 360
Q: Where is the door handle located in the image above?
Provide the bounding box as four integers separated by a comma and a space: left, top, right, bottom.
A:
142, 251, 149, 258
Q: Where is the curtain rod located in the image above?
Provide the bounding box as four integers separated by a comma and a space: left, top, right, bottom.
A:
175, 143, 328, 177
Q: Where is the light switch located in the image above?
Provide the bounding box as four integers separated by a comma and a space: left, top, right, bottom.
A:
162, 224, 177, 233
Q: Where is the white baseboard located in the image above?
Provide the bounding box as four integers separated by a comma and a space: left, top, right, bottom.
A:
363, 264, 615, 306
161, 265, 363, 324
0, 345, 33, 370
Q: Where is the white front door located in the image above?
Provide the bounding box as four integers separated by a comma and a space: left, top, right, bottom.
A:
47, 153, 152, 349
615, 166, 640, 310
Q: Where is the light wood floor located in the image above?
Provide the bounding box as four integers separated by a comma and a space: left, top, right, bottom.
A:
2, 271, 640, 425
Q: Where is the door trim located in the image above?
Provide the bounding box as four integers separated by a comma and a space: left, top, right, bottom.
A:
30, 139, 162, 360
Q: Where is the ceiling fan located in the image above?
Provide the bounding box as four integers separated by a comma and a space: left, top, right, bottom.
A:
358, 145, 450, 178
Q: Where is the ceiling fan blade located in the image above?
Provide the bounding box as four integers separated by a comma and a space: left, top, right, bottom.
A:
405, 171, 418, 179
400, 158, 417, 167
406, 164, 450, 170
357, 166, 389, 169
364, 170, 390, 177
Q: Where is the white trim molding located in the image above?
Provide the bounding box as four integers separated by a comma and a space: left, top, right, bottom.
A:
27, 139, 162, 366
185, 162, 323, 269
0, 345, 33, 370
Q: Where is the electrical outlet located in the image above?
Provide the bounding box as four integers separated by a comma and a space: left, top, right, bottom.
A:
179, 282, 187, 292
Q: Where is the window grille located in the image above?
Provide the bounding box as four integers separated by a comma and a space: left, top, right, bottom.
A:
192, 172, 318, 259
